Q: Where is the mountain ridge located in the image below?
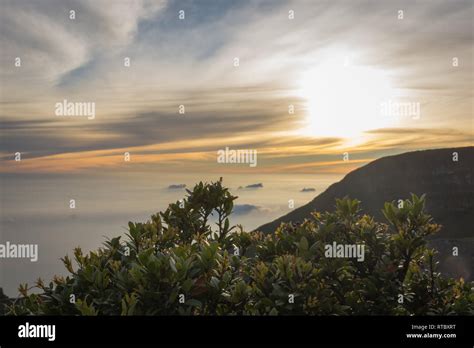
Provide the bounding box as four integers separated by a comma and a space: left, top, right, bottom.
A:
257, 146, 474, 239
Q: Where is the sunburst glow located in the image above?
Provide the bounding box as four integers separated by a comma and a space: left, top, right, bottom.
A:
298, 59, 396, 138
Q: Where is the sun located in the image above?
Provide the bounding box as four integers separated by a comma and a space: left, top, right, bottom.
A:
298, 60, 395, 138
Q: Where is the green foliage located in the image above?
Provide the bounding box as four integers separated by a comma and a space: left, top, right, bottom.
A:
7, 182, 473, 315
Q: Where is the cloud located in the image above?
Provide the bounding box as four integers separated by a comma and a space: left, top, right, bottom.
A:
0, 107, 296, 159
233, 204, 261, 216
0, 0, 472, 174
301, 188, 316, 192
238, 183, 264, 190
1, 1, 166, 96
361, 128, 474, 151
167, 184, 186, 190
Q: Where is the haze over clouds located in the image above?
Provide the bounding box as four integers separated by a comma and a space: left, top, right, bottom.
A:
0, 0, 472, 174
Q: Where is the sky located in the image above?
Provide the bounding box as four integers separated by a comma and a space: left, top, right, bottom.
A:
0, 0, 472, 176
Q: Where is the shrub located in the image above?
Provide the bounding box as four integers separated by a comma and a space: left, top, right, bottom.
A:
7, 179, 474, 315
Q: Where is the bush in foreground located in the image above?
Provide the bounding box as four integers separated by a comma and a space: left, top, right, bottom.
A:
7, 179, 473, 315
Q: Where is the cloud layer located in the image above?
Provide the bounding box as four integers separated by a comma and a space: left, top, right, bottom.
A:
1, 0, 472, 173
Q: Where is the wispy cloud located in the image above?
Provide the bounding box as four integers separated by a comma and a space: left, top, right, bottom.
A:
1, 0, 472, 174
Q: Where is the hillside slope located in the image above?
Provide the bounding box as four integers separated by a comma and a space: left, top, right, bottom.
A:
258, 147, 473, 239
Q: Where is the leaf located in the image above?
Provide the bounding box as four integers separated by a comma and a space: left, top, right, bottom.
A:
210, 276, 220, 289
186, 299, 202, 308
299, 237, 309, 251
224, 218, 230, 233
169, 257, 177, 273
182, 279, 193, 292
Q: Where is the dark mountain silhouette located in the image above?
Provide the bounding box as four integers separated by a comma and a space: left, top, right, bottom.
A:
257, 147, 474, 279
258, 147, 473, 237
